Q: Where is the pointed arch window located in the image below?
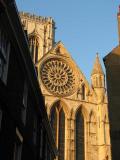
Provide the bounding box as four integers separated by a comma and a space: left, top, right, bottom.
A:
50, 102, 65, 160
50, 107, 57, 144
76, 109, 84, 160
81, 84, 85, 100
29, 35, 39, 64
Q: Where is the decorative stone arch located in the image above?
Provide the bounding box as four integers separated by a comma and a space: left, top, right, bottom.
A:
49, 99, 69, 160
39, 54, 79, 97
29, 29, 43, 41
28, 29, 42, 63
72, 104, 89, 122
49, 99, 70, 119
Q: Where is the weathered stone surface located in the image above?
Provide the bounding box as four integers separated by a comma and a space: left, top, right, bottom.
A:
20, 13, 111, 160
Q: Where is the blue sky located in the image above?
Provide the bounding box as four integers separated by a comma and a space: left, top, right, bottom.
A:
16, 0, 120, 82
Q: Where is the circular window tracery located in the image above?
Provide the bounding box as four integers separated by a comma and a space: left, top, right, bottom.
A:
40, 58, 77, 96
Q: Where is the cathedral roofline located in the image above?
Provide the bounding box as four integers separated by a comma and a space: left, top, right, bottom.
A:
19, 11, 55, 24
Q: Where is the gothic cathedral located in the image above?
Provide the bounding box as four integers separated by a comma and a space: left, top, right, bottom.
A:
20, 12, 111, 160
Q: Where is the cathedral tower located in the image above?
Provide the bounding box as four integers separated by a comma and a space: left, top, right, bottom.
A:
20, 12, 55, 62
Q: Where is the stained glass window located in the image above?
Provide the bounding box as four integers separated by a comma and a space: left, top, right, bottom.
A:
51, 107, 57, 143
50, 104, 65, 160
76, 110, 84, 160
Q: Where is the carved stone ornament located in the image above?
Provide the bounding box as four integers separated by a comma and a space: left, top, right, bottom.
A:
40, 58, 78, 96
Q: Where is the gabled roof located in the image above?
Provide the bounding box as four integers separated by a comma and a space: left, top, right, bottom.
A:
38, 41, 91, 91
47, 41, 72, 58
103, 45, 120, 66
104, 45, 120, 59
91, 53, 104, 75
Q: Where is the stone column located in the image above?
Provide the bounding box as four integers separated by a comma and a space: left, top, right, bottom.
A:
86, 121, 90, 160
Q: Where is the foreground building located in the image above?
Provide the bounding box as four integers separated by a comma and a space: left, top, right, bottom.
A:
104, 8, 120, 160
20, 12, 111, 160
0, 1, 57, 160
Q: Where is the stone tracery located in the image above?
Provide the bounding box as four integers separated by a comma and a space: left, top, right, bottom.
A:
41, 58, 77, 96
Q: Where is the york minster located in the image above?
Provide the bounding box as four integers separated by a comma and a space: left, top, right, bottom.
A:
20, 12, 111, 160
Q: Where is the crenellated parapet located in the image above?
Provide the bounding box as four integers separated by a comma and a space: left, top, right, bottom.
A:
19, 12, 55, 61
19, 12, 55, 25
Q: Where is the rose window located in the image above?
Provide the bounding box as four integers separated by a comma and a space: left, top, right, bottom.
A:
40, 58, 77, 96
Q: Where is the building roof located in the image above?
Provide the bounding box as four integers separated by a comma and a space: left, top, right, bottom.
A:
103, 45, 120, 66
91, 53, 104, 75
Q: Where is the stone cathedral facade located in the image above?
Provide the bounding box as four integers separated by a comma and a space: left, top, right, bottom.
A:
20, 12, 111, 160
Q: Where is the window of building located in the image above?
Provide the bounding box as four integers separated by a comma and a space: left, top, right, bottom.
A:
81, 84, 85, 100
0, 26, 10, 84
50, 103, 65, 160
50, 107, 57, 143
76, 109, 84, 160
29, 35, 39, 64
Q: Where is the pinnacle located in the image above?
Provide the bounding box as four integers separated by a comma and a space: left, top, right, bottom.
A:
91, 53, 104, 76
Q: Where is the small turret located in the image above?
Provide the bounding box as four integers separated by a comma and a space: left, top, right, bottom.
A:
91, 53, 105, 103
91, 53, 104, 88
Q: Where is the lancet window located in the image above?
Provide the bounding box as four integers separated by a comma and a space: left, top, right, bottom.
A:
76, 109, 84, 160
29, 35, 39, 64
81, 84, 85, 100
50, 103, 65, 160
